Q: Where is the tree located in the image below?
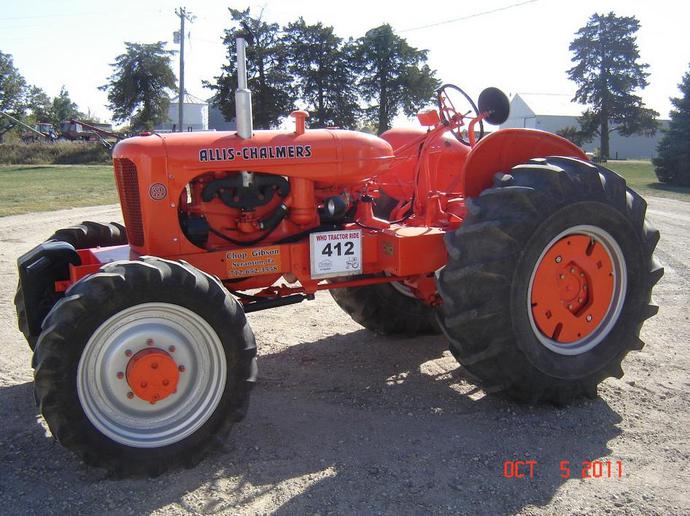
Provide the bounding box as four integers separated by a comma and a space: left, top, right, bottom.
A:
556, 126, 591, 148
353, 24, 439, 133
653, 65, 690, 186
100, 42, 176, 130
568, 12, 658, 161
25, 85, 53, 123
207, 8, 296, 129
283, 18, 360, 129
51, 86, 83, 125
0, 50, 27, 138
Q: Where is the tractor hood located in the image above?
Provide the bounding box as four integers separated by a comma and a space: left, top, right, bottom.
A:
113, 129, 395, 184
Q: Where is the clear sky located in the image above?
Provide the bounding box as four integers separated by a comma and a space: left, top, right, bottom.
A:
2, 0, 688, 123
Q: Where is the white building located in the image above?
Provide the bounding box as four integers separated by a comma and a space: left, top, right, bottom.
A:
501, 93, 668, 160
156, 92, 209, 132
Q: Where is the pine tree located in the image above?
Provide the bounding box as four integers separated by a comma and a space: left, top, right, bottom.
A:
354, 24, 439, 133
653, 65, 690, 186
283, 18, 360, 129
207, 8, 296, 129
568, 12, 658, 160
100, 42, 176, 130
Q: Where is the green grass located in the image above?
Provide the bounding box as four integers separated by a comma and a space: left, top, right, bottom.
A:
604, 160, 690, 202
0, 165, 118, 217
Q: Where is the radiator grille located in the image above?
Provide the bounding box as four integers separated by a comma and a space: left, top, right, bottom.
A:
113, 158, 144, 246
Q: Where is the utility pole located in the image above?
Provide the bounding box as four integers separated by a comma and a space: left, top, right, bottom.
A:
174, 7, 194, 132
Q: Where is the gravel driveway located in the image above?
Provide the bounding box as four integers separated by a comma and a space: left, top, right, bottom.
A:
0, 198, 688, 515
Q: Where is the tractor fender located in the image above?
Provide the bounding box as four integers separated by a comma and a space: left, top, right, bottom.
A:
17, 241, 81, 337
462, 129, 587, 198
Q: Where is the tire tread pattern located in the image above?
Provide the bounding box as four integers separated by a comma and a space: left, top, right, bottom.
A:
330, 281, 440, 336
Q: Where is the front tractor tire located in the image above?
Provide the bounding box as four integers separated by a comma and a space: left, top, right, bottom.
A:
437, 157, 663, 404
33, 257, 257, 476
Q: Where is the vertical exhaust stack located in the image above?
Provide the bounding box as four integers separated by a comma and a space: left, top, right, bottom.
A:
235, 38, 253, 139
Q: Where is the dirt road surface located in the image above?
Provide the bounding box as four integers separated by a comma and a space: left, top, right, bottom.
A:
0, 198, 688, 515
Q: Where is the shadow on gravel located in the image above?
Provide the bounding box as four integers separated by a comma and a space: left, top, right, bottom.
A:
0, 329, 623, 515
648, 182, 690, 196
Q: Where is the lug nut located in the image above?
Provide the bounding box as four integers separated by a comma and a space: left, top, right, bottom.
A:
116, 372, 124, 379
178, 365, 186, 373
125, 349, 132, 357
586, 314, 593, 322
127, 391, 134, 399
555, 256, 562, 263
559, 274, 565, 279
568, 304, 573, 310
570, 268, 575, 273
163, 379, 169, 386
141, 381, 147, 388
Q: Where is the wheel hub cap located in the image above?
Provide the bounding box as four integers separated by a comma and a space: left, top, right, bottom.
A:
126, 348, 180, 404
77, 302, 227, 448
531, 234, 615, 343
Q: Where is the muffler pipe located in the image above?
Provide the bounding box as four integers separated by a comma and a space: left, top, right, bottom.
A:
235, 37, 253, 139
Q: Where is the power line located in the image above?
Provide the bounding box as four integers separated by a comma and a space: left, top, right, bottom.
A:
400, 0, 540, 33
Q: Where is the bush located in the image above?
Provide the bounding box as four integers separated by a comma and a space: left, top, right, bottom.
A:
0, 142, 111, 165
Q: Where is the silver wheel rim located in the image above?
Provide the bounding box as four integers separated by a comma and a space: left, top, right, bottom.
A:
526, 225, 627, 356
77, 302, 227, 448
384, 272, 417, 298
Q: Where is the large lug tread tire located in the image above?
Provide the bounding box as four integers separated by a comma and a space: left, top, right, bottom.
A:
33, 257, 257, 476
49, 220, 128, 249
330, 282, 441, 336
437, 157, 662, 404
14, 221, 127, 351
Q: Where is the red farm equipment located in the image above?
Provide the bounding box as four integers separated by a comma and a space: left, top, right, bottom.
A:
15, 38, 662, 476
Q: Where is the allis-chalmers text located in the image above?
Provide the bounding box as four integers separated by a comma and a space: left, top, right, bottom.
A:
198, 145, 313, 162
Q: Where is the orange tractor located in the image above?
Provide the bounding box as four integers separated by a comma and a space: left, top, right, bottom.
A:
15, 38, 662, 475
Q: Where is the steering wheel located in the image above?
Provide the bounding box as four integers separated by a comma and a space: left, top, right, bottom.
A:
436, 83, 484, 145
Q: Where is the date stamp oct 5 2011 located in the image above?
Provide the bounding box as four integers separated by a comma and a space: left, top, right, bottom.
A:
502, 459, 624, 479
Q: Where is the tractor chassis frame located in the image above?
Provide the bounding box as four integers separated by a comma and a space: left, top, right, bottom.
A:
41, 223, 447, 317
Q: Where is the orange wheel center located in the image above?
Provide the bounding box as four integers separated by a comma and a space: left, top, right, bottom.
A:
126, 348, 180, 404
531, 234, 614, 343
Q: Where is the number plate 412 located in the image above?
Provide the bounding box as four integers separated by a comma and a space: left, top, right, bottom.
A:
309, 230, 362, 279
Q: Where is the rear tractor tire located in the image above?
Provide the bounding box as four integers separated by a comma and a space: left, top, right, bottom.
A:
330, 280, 441, 336
14, 221, 127, 350
33, 257, 257, 476
437, 157, 663, 404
